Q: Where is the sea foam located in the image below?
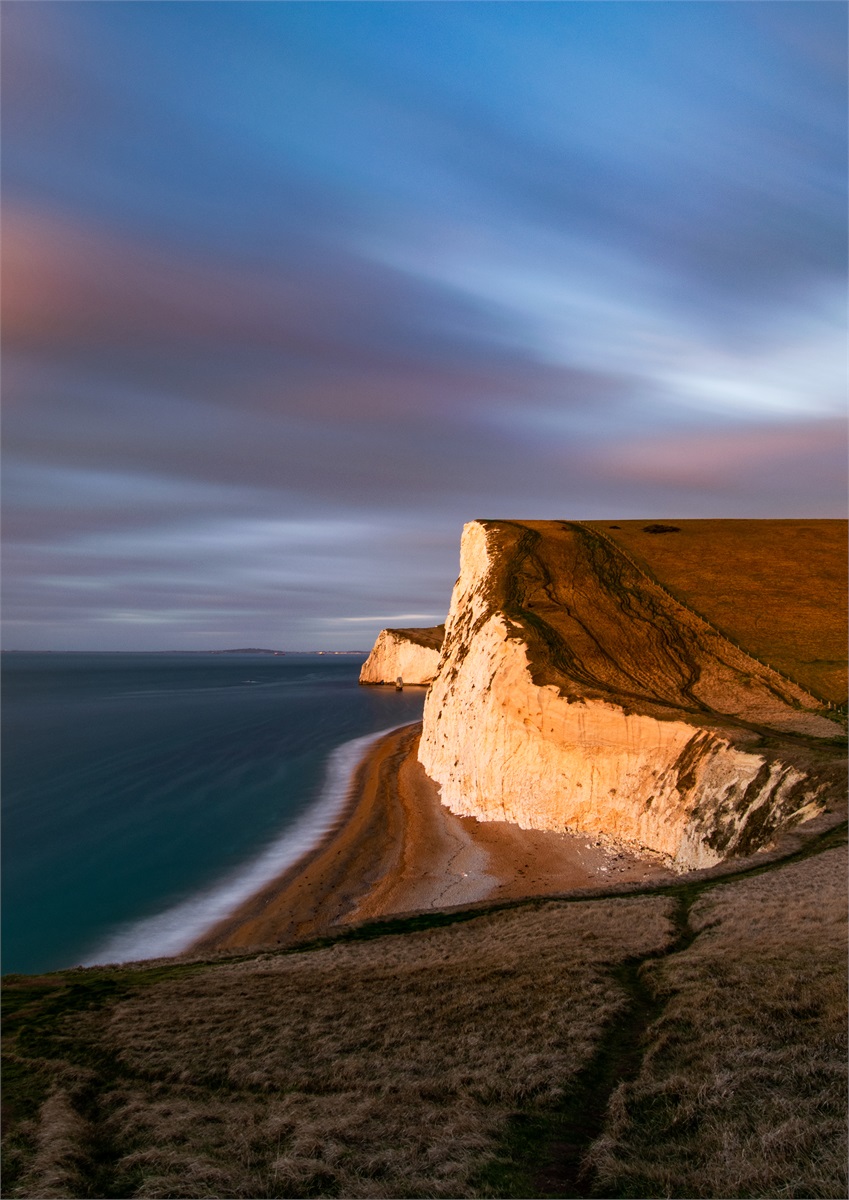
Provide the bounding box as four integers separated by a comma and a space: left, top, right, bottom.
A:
80, 725, 399, 965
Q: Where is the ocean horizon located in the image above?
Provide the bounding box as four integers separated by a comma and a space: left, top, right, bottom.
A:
2, 652, 426, 975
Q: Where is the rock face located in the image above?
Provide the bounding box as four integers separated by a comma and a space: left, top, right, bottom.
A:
418, 521, 843, 870
360, 625, 445, 686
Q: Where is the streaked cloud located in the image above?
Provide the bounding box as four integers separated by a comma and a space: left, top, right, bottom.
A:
596, 419, 848, 510
1, 1, 845, 649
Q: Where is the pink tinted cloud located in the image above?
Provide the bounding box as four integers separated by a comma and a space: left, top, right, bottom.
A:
598, 419, 847, 495
2, 202, 615, 428
1, 204, 343, 353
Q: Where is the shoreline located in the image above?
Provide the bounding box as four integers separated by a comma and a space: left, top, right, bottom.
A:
188, 723, 421, 954
188, 721, 679, 957
78, 726, 399, 967
187, 722, 847, 962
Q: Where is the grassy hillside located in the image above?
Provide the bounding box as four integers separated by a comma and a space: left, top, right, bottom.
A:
587, 844, 848, 1199
466, 520, 840, 735
3, 825, 846, 1199
388, 624, 446, 650
584, 520, 847, 705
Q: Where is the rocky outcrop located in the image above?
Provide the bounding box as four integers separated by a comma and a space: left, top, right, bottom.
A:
360, 625, 445, 686
418, 521, 842, 870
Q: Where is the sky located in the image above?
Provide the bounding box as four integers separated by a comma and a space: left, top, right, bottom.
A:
2, 0, 847, 651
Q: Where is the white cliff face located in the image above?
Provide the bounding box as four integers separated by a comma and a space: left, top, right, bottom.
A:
360, 627, 444, 686
418, 522, 832, 870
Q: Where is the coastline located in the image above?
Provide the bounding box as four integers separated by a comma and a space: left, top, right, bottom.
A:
188, 721, 678, 956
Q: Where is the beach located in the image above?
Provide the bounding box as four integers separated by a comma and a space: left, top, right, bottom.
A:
189, 721, 677, 956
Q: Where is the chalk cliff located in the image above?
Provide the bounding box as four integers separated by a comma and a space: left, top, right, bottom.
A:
418, 521, 843, 870
360, 625, 445, 686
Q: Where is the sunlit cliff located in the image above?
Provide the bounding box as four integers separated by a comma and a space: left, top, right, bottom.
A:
417, 520, 846, 870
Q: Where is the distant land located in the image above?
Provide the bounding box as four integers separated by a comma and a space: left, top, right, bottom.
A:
1, 648, 369, 656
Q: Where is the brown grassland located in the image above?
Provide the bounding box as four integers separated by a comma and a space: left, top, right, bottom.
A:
587, 845, 848, 1199
462, 520, 842, 745
383, 625, 446, 651
584, 519, 848, 705
3, 828, 846, 1199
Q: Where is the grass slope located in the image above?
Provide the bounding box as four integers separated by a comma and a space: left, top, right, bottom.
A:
386, 625, 446, 651
584, 519, 847, 705
3, 830, 846, 1199
471, 520, 839, 733
588, 845, 848, 1199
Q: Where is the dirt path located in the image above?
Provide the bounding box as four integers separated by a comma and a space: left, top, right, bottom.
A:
496, 821, 848, 1199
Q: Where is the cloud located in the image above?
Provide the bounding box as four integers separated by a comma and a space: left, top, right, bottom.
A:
331, 614, 444, 625
1, 1, 845, 649
596, 419, 848, 511
2, 202, 574, 404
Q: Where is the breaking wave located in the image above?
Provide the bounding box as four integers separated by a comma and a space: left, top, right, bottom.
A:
80, 725, 398, 965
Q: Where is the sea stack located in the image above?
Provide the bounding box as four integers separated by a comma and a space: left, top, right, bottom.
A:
418, 520, 845, 870
359, 625, 445, 686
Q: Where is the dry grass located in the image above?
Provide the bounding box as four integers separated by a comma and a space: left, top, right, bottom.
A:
587, 846, 848, 1199
5, 896, 674, 1199
12, 1084, 95, 1199
5, 844, 846, 1198
586, 519, 848, 704
389, 624, 446, 650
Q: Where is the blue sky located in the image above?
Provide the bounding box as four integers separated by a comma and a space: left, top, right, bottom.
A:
3, 1, 846, 650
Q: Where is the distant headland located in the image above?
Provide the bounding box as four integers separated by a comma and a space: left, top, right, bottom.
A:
1, 648, 369, 655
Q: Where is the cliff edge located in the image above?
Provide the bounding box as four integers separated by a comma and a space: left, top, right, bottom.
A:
359, 625, 445, 685
419, 521, 845, 870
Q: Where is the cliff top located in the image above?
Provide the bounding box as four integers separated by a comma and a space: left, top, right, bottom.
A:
384, 625, 445, 651
582, 519, 847, 704
452, 519, 844, 731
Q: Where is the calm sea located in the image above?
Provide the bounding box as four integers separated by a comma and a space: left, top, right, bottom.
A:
2, 653, 425, 975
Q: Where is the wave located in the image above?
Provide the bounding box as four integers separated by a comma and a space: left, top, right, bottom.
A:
80, 725, 400, 966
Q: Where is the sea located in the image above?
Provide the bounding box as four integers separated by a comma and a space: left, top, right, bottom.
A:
2, 652, 426, 976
